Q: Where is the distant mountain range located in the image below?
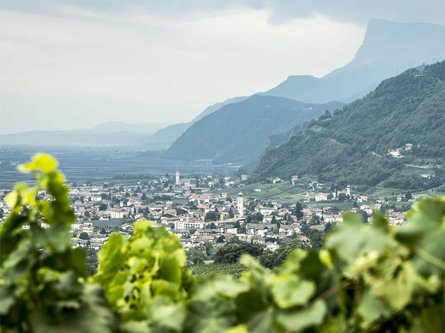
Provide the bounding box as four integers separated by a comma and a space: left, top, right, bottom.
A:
2, 19, 444, 159
91, 121, 169, 133
165, 96, 343, 164
164, 19, 445, 163
0, 99, 247, 148
0, 122, 174, 148
251, 61, 445, 190
266, 19, 445, 103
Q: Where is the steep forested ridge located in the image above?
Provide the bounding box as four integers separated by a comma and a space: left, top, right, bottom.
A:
165, 95, 343, 164
252, 61, 445, 189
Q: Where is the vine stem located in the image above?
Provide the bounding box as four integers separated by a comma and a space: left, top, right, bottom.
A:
415, 247, 445, 271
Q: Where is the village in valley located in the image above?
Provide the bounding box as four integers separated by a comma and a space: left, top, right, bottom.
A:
0, 167, 416, 263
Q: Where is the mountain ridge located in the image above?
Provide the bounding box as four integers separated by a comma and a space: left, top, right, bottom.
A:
251, 61, 445, 190
165, 95, 344, 164
265, 19, 445, 103
0, 122, 176, 148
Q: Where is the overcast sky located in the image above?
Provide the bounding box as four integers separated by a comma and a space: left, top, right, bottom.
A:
1, 0, 443, 134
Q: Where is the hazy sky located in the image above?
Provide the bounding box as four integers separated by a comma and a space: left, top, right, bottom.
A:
1, 0, 443, 134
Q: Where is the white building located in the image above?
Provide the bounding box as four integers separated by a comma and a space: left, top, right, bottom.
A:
315, 193, 329, 202
272, 177, 282, 184
109, 209, 124, 219
174, 220, 205, 230
388, 149, 402, 158
360, 205, 373, 215
259, 207, 274, 215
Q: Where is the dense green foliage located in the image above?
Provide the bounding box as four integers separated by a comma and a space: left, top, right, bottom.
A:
1, 154, 444, 332
91, 220, 194, 331
214, 241, 264, 264
186, 242, 214, 266
191, 264, 247, 278
166, 95, 343, 164
260, 239, 308, 269
253, 61, 445, 189
0, 154, 115, 332
209, 238, 309, 270
204, 210, 220, 222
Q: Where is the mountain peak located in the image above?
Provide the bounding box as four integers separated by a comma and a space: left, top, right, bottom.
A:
353, 19, 445, 67
285, 74, 317, 80
266, 19, 445, 103
366, 18, 444, 30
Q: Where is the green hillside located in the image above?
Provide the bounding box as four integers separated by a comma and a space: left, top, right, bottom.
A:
252, 61, 445, 190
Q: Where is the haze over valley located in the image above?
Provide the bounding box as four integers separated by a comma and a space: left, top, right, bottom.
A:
2, 18, 444, 176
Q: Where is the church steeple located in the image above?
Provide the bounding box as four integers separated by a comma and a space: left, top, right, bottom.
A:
175, 167, 180, 185
237, 192, 244, 217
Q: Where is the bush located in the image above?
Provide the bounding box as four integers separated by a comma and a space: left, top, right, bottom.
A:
214, 241, 264, 264
79, 232, 90, 240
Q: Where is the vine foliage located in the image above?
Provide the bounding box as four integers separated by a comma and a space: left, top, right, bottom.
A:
1, 154, 444, 332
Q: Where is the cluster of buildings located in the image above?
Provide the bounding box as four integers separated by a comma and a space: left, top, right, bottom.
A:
388, 143, 414, 158
0, 169, 417, 253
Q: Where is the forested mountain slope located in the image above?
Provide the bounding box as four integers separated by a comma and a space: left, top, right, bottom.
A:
165, 95, 343, 164
252, 61, 445, 189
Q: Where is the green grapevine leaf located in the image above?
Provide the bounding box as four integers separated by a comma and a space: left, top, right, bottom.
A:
396, 197, 445, 276
275, 300, 327, 332
271, 275, 315, 308
357, 291, 390, 328
326, 211, 389, 264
